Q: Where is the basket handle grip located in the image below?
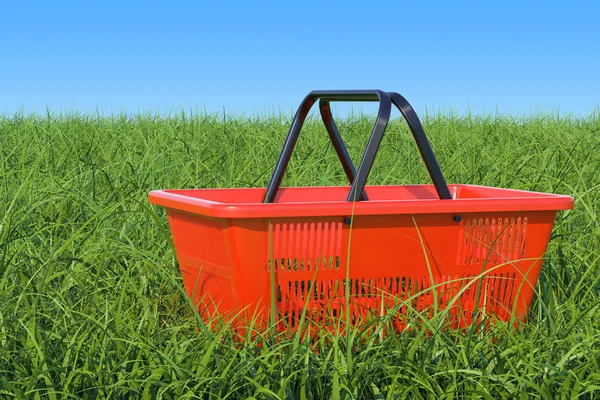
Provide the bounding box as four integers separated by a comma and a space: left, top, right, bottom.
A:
264, 90, 392, 203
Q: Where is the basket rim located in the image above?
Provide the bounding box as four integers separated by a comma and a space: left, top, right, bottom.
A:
148, 184, 574, 219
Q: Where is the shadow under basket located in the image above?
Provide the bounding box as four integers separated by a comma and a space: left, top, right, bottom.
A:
148, 90, 573, 333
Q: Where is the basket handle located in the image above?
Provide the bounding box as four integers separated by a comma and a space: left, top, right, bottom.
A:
264, 90, 452, 203
318, 98, 370, 201
346, 92, 452, 201
265, 90, 392, 203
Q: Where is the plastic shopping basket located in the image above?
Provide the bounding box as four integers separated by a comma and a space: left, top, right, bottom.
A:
149, 90, 574, 331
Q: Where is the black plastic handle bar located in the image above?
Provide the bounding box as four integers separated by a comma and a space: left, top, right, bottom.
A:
318, 100, 367, 200
388, 92, 452, 200
264, 90, 392, 203
264, 90, 452, 203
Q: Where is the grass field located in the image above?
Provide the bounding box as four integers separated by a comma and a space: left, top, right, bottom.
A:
1, 110, 599, 399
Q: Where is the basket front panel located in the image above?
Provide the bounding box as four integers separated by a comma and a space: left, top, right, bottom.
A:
458, 216, 528, 266
274, 273, 519, 329
267, 212, 555, 328
268, 220, 344, 274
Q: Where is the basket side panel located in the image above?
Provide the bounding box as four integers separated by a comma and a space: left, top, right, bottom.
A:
166, 210, 235, 318
167, 211, 229, 266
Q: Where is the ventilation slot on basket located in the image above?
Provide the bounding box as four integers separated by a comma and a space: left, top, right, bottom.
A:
278, 273, 518, 328
169, 212, 229, 268
267, 222, 343, 272
458, 217, 527, 265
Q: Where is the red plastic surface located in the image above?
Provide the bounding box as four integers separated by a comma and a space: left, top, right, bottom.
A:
149, 184, 573, 218
149, 184, 573, 331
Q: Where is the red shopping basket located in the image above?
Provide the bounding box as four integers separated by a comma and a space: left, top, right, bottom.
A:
149, 91, 573, 331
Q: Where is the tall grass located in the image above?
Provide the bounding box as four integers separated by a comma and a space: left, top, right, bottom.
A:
0, 110, 599, 398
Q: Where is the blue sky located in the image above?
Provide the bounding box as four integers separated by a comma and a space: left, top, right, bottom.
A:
1, 1, 599, 117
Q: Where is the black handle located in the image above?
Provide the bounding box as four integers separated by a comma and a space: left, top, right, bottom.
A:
264, 90, 452, 203
388, 92, 452, 200
347, 92, 453, 200
264, 90, 392, 203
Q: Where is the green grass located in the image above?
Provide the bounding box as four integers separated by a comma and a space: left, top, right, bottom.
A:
1, 110, 599, 398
